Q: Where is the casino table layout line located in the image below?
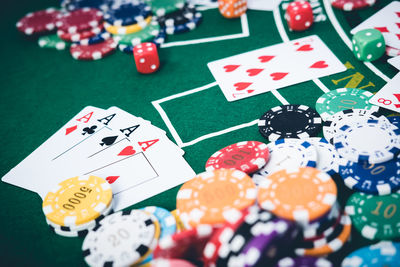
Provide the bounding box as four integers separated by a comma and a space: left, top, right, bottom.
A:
161, 12, 249, 48
322, 0, 390, 82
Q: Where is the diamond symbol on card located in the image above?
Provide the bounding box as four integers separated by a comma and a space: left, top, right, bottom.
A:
65, 125, 77, 135
374, 27, 389, 33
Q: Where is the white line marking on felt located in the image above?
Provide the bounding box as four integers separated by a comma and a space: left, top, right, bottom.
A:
322, 0, 390, 83
160, 14, 250, 48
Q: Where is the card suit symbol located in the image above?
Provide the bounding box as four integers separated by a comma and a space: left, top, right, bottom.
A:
246, 68, 264, 76
234, 82, 252, 91
397, 23, 400, 29
270, 72, 288, 81
374, 27, 389, 33
294, 42, 300, 45
106, 176, 119, 184
223, 64, 240, 72
397, 34, 400, 40
296, 44, 313, 51
82, 125, 97, 135
118, 146, 136, 156
100, 136, 117, 146
258, 55, 274, 63
396, 12, 400, 18
65, 125, 77, 135
247, 90, 255, 93
309, 61, 328, 69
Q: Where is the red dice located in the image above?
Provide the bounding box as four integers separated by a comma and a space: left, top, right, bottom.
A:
285, 1, 314, 31
133, 42, 160, 74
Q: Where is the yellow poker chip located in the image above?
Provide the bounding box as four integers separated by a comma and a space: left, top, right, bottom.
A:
104, 16, 152, 35
42, 175, 112, 227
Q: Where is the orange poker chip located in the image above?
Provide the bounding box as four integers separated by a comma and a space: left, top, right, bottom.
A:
257, 167, 337, 224
176, 169, 257, 227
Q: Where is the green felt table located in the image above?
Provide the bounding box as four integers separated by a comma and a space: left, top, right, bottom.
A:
0, 0, 398, 266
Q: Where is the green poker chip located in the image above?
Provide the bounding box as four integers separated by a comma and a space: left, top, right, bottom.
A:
113, 20, 161, 46
38, 34, 69, 50
345, 192, 400, 240
143, 0, 185, 16
315, 88, 379, 121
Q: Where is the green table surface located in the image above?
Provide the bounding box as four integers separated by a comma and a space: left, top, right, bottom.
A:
1, 0, 398, 266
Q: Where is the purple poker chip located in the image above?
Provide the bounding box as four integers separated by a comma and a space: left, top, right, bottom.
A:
275, 256, 333, 267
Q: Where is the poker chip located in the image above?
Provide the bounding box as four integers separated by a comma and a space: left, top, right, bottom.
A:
104, 15, 151, 34
338, 154, 400, 195
55, 7, 103, 34
104, 1, 151, 26
143, 0, 186, 17
315, 88, 379, 121
16, 8, 60, 36
257, 167, 337, 225
113, 19, 161, 46
150, 259, 197, 267
333, 119, 400, 164
62, 0, 110, 12
82, 209, 157, 266
252, 138, 317, 185
157, 4, 197, 28
176, 169, 257, 227
306, 137, 339, 176
205, 141, 270, 174
42, 175, 112, 227
386, 46, 400, 57
70, 38, 117, 60
388, 116, 400, 128
275, 256, 333, 267
170, 209, 187, 232
164, 11, 202, 35
38, 34, 69, 50
117, 29, 166, 53
342, 241, 400, 267
345, 192, 400, 240
323, 109, 383, 144
258, 105, 322, 142
57, 25, 103, 42
141, 206, 177, 238
73, 30, 111, 45
295, 213, 351, 256
331, 0, 376, 11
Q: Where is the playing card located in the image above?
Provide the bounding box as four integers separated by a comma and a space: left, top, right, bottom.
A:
369, 72, 400, 113
351, 1, 400, 49
1, 106, 104, 193
248, 0, 280, 11
388, 55, 400, 69
207, 35, 346, 101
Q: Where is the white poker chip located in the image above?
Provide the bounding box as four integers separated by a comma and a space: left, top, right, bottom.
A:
306, 137, 339, 176
334, 119, 400, 164
82, 209, 156, 267
252, 138, 317, 185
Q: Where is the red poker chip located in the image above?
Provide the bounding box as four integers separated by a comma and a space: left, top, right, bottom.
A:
150, 259, 196, 267
16, 8, 60, 35
57, 25, 103, 42
386, 46, 400, 57
331, 0, 376, 11
153, 225, 218, 261
56, 7, 103, 34
70, 38, 117, 60
205, 141, 270, 174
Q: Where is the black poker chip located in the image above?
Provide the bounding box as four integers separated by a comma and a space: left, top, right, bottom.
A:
258, 104, 322, 142
157, 3, 197, 28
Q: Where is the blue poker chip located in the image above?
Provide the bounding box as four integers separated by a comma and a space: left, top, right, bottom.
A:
388, 116, 400, 128
61, 0, 110, 11
306, 137, 339, 176
104, 1, 152, 26
73, 30, 112, 45
342, 241, 400, 267
118, 29, 166, 53
164, 11, 202, 35
338, 153, 400, 195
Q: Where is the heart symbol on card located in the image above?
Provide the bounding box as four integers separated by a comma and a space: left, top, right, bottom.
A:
118, 146, 136, 156
258, 55, 274, 63
223, 64, 240, 72
270, 72, 288, 80
106, 176, 119, 184
65, 125, 77, 135
247, 90, 255, 93
294, 42, 300, 45
246, 68, 264, 76
234, 82, 252, 91
309, 61, 328, 69
296, 44, 313, 51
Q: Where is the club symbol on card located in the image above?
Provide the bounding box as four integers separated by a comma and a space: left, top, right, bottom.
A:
118, 146, 136, 156
270, 72, 288, 81
234, 82, 252, 91
106, 176, 119, 184
65, 125, 77, 135
309, 61, 328, 69
100, 136, 118, 146
82, 125, 97, 135
246, 68, 264, 77
258, 55, 274, 63
224, 65, 240, 72
296, 44, 313, 51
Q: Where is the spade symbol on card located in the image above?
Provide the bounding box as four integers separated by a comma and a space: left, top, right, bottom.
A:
82, 125, 97, 135
118, 146, 136, 156
106, 176, 119, 184
100, 136, 117, 146
309, 61, 328, 69
65, 125, 77, 135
